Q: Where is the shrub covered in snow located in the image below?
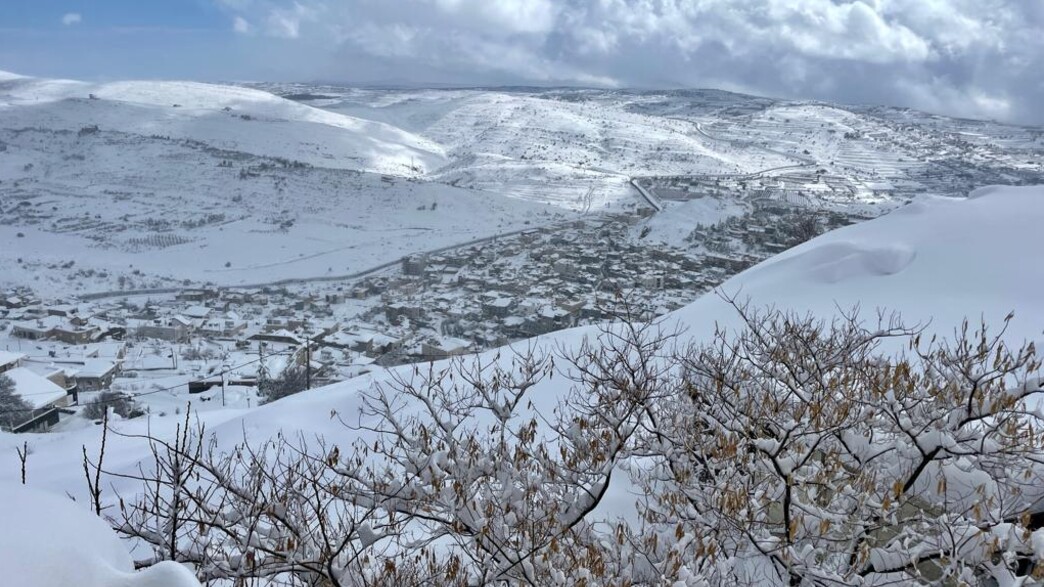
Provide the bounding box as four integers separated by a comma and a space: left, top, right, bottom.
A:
85, 306, 1044, 586
81, 391, 145, 421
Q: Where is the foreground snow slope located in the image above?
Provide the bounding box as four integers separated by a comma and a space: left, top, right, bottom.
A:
0, 483, 201, 587
670, 184, 1044, 345
2, 185, 1042, 520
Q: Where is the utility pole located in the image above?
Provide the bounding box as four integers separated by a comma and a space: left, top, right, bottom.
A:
305, 336, 312, 390
257, 343, 266, 386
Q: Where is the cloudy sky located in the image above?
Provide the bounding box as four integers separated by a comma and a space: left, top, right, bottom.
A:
2, 0, 1042, 124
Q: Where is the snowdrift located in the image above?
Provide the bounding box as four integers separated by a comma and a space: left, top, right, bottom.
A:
0, 483, 200, 587
669, 185, 1043, 346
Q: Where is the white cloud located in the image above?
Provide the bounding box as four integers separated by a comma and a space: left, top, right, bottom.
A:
210, 0, 1044, 123
264, 2, 317, 39
61, 13, 82, 27
429, 0, 559, 35
233, 16, 252, 34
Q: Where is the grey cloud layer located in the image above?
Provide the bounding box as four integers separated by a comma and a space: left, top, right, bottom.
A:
218, 0, 1044, 124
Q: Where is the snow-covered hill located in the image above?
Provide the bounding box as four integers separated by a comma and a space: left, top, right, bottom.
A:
2, 72, 1041, 297
670, 185, 1043, 346
0, 72, 558, 295
301, 88, 797, 207
0, 72, 445, 174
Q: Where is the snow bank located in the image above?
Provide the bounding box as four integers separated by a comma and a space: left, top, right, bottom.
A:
0, 483, 200, 587
670, 186, 1044, 347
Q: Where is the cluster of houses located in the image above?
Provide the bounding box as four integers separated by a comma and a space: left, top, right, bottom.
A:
686, 199, 871, 257
0, 215, 713, 432
346, 216, 744, 365
0, 343, 122, 433
1, 203, 864, 433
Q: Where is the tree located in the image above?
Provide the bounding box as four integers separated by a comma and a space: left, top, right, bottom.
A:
259, 366, 309, 404
0, 374, 31, 431
92, 321, 676, 585
790, 209, 822, 243
81, 391, 144, 421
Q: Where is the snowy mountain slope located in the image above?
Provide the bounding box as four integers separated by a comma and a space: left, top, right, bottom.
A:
0, 73, 559, 294
4, 185, 1041, 517
270, 85, 1044, 217
0, 73, 446, 175
284, 88, 798, 208
0, 137, 555, 295
706, 102, 925, 181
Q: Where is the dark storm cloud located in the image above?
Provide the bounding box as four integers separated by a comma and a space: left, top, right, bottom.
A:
215, 0, 1044, 123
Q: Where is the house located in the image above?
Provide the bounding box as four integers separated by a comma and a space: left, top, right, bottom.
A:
249, 330, 303, 346
46, 304, 80, 318
51, 323, 101, 345
2, 367, 71, 433
482, 296, 515, 319
1, 296, 26, 309
73, 360, 118, 392
385, 302, 424, 324
176, 289, 217, 302
402, 255, 428, 276
420, 337, 472, 360
198, 313, 248, 338
10, 316, 100, 343
10, 317, 61, 340
221, 291, 254, 305
82, 341, 128, 362
130, 316, 194, 342
0, 351, 26, 374
325, 329, 401, 357
183, 305, 211, 320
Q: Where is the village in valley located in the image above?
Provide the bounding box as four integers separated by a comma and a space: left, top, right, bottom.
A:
0, 191, 881, 433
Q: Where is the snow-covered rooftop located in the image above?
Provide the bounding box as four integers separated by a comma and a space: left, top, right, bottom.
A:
0, 350, 26, 369
4, 367, 68, 409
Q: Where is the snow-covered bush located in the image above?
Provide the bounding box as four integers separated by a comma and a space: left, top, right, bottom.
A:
82, 391, 145, 421
642, 306, 1044, 585
87, 307, 1044, 586
259, 365, 309, 404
